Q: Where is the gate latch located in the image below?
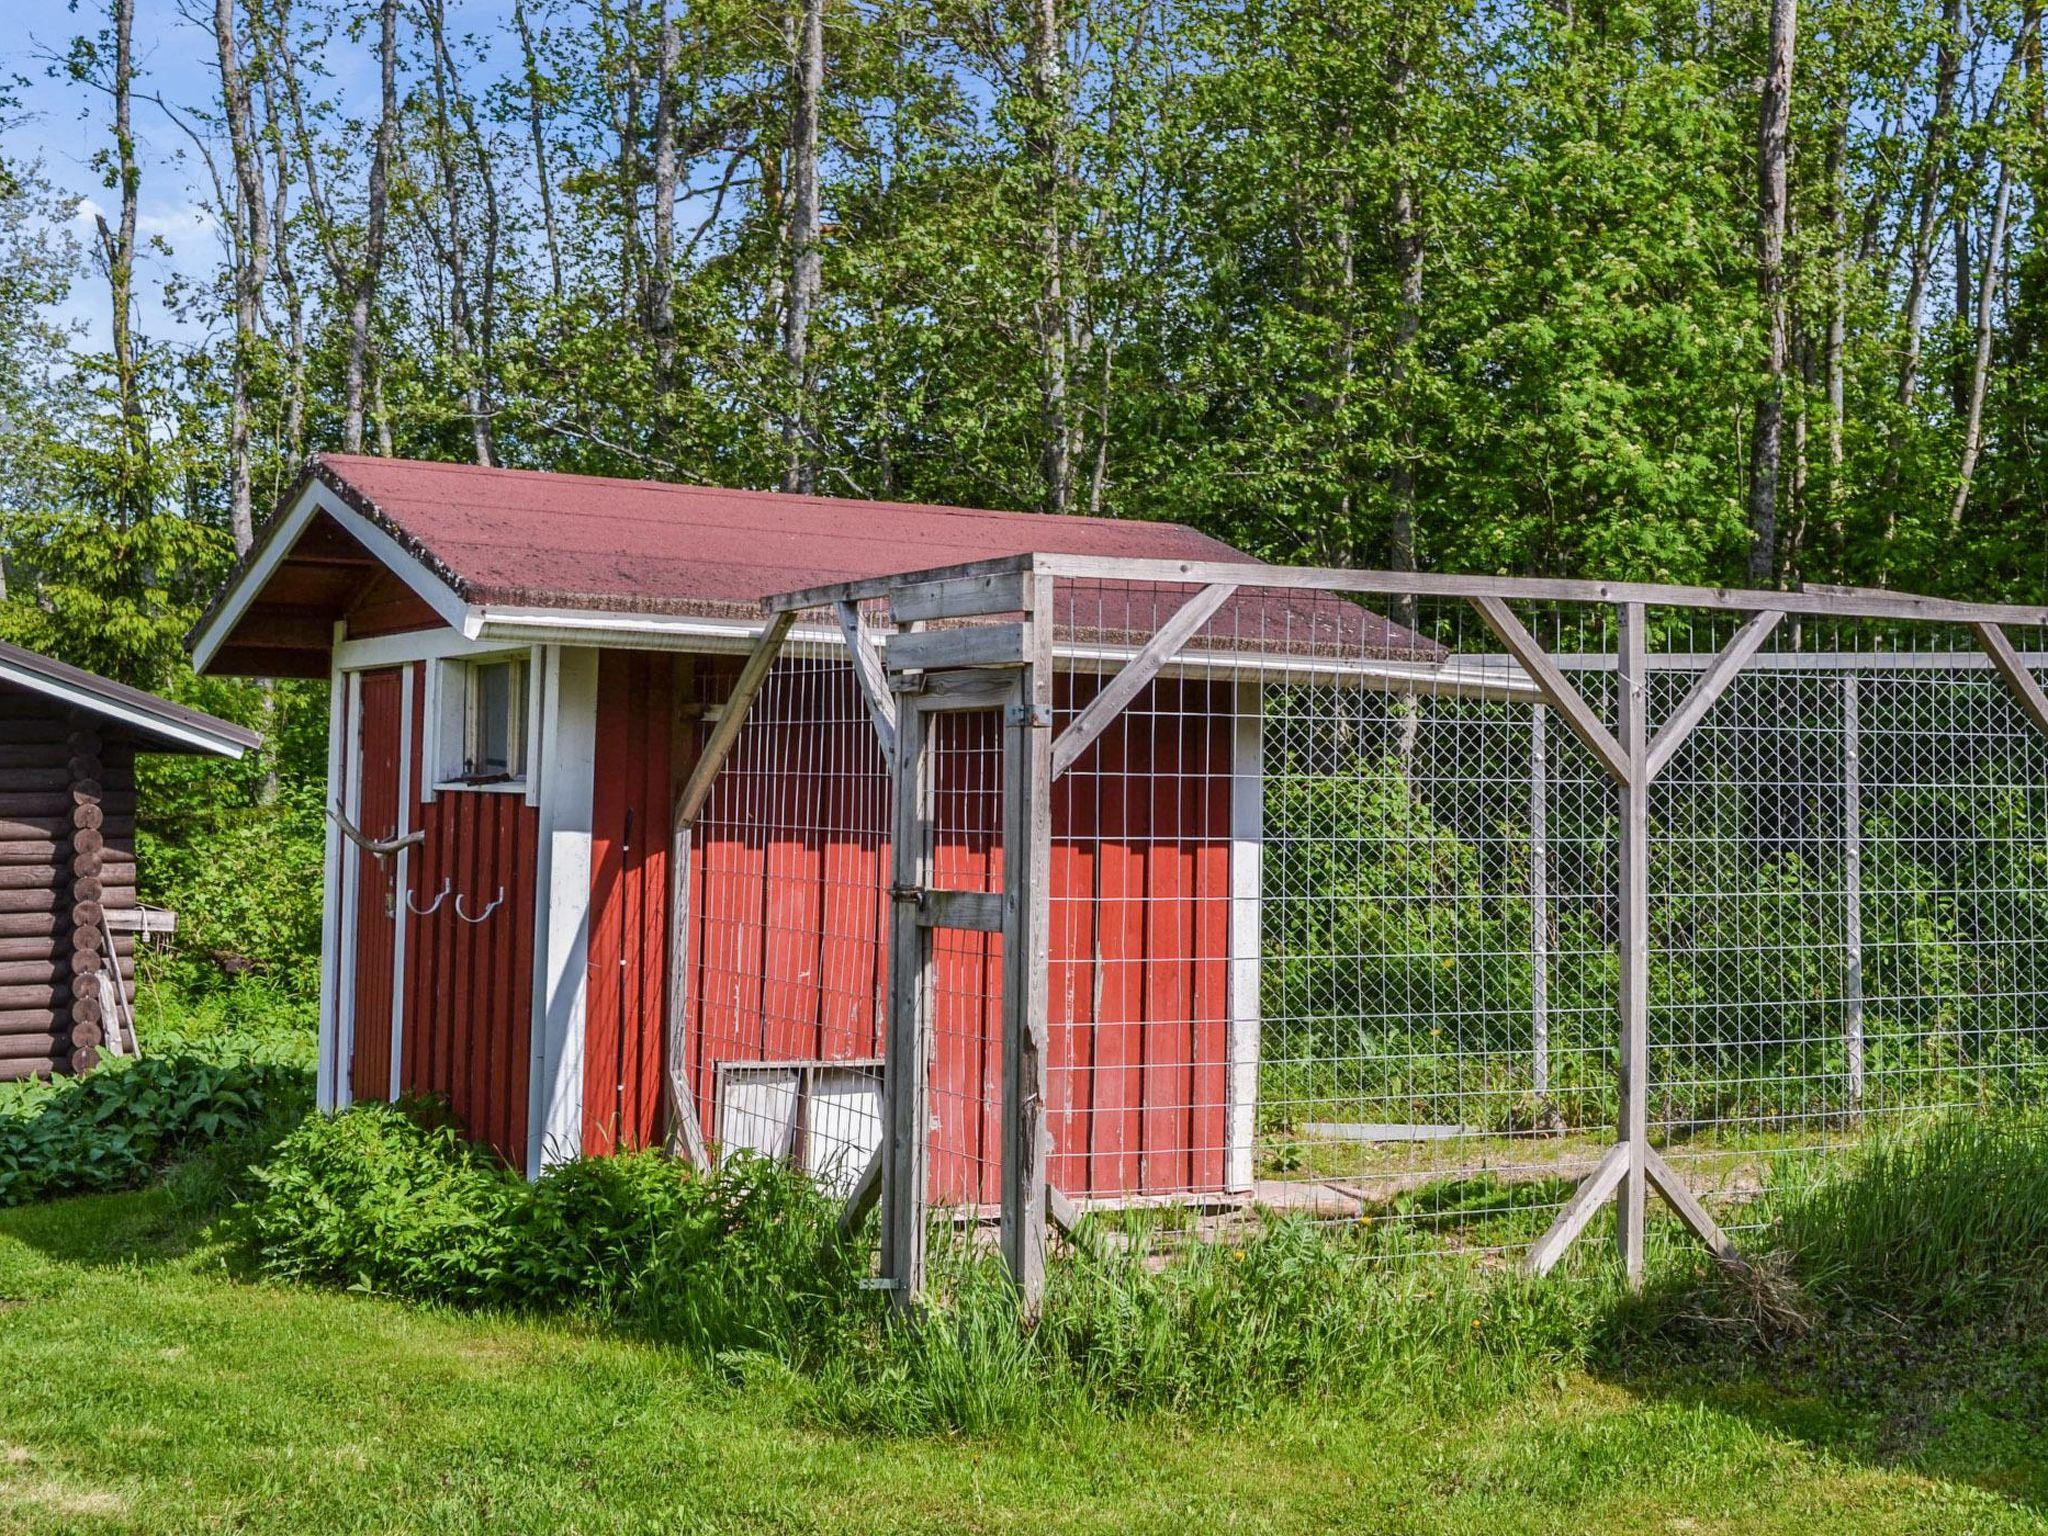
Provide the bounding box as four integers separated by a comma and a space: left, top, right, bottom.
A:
1006, 703, 1053, 728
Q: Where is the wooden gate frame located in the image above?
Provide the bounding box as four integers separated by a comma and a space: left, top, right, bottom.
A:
758, 556, 2048, 1309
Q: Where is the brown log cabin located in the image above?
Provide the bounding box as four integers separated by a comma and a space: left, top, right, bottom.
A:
0, 643, 258, 1079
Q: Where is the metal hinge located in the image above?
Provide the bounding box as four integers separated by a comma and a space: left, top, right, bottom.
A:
1006, 703, 1053, 728
889, 882, 925, 906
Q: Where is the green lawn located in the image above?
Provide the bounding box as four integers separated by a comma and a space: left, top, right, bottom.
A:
0, 1189, 2042, 1535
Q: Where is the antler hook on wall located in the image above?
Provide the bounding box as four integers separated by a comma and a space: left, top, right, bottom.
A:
327, 801, 425, 861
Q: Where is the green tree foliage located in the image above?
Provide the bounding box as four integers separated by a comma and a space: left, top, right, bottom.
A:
2, 0, 2047, 999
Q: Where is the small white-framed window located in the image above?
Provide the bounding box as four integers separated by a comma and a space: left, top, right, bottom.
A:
459, 656, 527, 784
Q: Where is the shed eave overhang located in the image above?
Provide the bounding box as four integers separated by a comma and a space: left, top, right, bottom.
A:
189, 464, 481, 674
0, 650, 260, 758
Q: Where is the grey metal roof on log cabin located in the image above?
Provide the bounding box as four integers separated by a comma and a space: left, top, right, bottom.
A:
0, 642, 260, 757
191, 455, 1445, 664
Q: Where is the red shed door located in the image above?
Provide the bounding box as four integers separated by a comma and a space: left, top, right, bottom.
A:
349, 667, 405, 1102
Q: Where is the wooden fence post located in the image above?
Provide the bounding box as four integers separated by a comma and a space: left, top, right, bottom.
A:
1842, 676, 1864, 1115
1530, 703, 1549, 1099
880, 691, 932, 1312
1615, 603, 1650, 1285
1000, 574, 1054, 1316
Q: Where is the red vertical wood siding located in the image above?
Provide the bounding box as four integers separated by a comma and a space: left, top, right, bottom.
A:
348, 668, 404, 1102
585, 651, 674, 1156
682, 663, 890, 1164
395, 661, 539, 1166
675, 660, 1237, 1206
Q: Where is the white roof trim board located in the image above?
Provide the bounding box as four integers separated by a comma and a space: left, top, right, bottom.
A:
0, 644, 260, 758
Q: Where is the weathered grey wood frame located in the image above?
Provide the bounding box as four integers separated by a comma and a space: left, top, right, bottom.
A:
761, 552, 2048, 1300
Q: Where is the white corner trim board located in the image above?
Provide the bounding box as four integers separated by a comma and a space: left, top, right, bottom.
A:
1227, 679, 1264, 1194
315, 622, 348, 1114
528, 645, 598, 1176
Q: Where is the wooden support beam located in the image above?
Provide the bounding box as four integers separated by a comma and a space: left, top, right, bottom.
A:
837, 1147, 884, 1242
663, 811, 710, 1171
907, 670, 1017, 713
1642, 1146, 1745, 1268
1051, 583, 1237, 779
1643, 608, 1785, 783
886, 623, 1027, 673
1615, 602, 1651, 1286
773, 551, 2048, 628
1045, 1183, 1112, 1262
917, 889, 1005, 933
879, 697, 933, 1311
835, 601, 897, 759
1522, 1142, 1632, 1277
673, 611, 796, 829
889, 570, 1027, 624
1842, 677, 1865, 1113
1469, 597, 1630, 783
1001, 574, 1055, 1316
1529, 705, 1550, 1097
1970, 620, 2048, 740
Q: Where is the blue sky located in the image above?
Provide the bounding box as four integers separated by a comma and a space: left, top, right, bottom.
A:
8, 1, 240, 348
2, 1, 520, 350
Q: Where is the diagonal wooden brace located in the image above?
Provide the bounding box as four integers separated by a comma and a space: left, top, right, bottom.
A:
1469, 596, 1630, 783
1523, 1142, 1632, 1277
836, 600, 898, 758
1053, 583, 1237, 778
1644, 609, 1785, 783
674, 610, 796, 829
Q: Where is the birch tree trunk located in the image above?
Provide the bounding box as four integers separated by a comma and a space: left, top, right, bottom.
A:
1746, 0, 1797, 584
651, 6, 681, 390
515, 0, 564, 307
1898, 0, 1960, 415
1386, 47, 1421, 598
1950, 143, 2018, 525
781, 0, 824, 494
426, 0, 496, 466
1824, 109, 1847, 546
349, 0, 398, 454
1026, 0, 1074, 514
94, 0, 146, 524
215, 0, 270, 555
260, 64, 307, 471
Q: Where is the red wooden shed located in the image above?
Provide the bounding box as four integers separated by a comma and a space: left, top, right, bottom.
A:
190, 457, 1441, 1203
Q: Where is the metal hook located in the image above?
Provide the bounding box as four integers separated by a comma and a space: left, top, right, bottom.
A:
455, 886, 505, 924
405, 877, 451, 917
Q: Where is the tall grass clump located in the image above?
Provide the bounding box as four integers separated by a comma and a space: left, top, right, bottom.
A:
815, 1217, 1613, 1433
240, 1102, 877, 1365
1765, 1111, 2048, 1321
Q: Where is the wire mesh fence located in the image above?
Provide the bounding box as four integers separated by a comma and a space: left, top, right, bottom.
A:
699, 568, 2048, 1285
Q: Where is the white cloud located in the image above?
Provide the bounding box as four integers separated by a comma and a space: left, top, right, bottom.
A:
71, 196, 219, 241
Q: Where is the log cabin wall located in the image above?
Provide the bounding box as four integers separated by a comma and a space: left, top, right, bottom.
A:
0, 689, 137, 1081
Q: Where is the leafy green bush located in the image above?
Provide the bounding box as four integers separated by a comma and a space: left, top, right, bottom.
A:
132, 978, 318, 1069
240, 1103, 877, 1364
0, 1050, 313, 1207
238, 1103, 1632, 1431
136, 777, 326, 999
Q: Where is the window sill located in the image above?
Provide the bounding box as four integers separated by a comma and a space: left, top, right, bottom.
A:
432, 778, 530, 796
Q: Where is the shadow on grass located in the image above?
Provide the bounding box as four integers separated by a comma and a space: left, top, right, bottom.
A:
0, 1181, 229, 1274
1585, 1273, 2048, 1519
